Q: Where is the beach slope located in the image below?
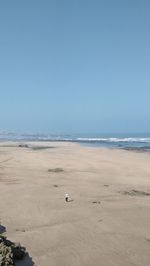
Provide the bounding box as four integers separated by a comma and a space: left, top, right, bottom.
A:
0, 142, 150, 266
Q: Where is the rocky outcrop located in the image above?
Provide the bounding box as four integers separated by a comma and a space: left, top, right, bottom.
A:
0, 235, 26, 266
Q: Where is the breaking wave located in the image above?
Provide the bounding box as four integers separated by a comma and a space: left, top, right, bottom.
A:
77, 137, 150, 143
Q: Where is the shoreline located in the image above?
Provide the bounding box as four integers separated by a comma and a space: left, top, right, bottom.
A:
0, 140, 150, 154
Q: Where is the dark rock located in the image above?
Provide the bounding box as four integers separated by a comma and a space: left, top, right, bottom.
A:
18, 144, 28, 148
12, 243, 26, 260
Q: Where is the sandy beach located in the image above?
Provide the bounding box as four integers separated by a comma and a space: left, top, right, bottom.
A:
0, 141, 150, 266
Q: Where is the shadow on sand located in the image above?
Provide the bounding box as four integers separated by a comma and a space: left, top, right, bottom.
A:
67, 199, 74, 203
0, 224, 6, 234
15, 254, 36, 266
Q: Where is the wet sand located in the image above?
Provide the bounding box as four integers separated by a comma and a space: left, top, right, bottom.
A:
0, 142, 150, 266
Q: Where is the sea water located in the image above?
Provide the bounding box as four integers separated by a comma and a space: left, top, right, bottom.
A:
0, 131, 150, 150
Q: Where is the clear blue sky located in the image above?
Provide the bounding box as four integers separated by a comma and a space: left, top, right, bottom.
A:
0, 0, 150, 134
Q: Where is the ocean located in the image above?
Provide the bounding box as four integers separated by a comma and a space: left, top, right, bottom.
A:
0, 131, 150, 151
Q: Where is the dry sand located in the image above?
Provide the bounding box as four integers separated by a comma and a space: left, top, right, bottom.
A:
0, 142, 150, 266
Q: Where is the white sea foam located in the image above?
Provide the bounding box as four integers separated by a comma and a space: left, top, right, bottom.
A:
77, 137, 150, 143
77, 138, 107, 141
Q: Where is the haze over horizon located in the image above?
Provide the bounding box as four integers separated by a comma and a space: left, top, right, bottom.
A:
0, 0, 150, 134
